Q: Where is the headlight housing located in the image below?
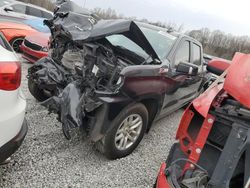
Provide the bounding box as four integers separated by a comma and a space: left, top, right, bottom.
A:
116, 75, 125, 86
41, 46, 49, 52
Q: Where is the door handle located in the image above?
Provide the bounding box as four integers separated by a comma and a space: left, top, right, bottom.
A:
185, 76, 193, 80
159, 67, 169, 74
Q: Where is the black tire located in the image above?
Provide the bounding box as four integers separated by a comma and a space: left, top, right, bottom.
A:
153, 179, 157, 188
10, 37, 24, 53
28, 78, 49, 102
96, 103, 148, 159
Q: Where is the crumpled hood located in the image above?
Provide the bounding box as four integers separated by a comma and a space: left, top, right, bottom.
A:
55, 0, 92, 15
224, 52, 250, 108
44, 0, 95, 41
87, 19, 161, 61
45, 0, 160, 61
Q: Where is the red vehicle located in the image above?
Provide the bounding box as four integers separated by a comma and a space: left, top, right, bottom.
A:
0, 21, 37, 52
20, 32, 49, 63
0, 18, 50, 53
19, 18, 50, 63
155, 53, 250, 188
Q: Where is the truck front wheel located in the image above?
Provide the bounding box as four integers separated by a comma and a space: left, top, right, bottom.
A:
96, 103, 148, 159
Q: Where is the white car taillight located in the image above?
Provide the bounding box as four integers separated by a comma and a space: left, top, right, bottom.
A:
0, 61, 21, 91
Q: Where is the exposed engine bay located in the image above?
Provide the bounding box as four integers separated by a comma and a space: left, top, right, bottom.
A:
165, 97, 249, 188
28, 0, 160, 139
158, 53, 250, 188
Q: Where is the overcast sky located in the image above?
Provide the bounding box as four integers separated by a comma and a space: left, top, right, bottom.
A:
72, 0, 250, 36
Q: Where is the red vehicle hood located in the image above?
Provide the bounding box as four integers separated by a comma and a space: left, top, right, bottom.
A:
193, 83, 223, 117
0, 22, 34, 31
193, 52, 250, 117
25, 33, 50, 47
224, 52, 250, 108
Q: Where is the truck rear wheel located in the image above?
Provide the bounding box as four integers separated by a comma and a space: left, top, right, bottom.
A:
96, 103, 148, 159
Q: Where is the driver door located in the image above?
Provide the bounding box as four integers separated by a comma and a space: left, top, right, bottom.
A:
160, 39, 203, 115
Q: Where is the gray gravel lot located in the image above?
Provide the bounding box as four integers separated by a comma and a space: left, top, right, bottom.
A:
0, 58, 182, 188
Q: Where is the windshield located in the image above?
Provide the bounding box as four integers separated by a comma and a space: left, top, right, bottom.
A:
139, 26, 176, 60
0, 0, 11, 7
23, 19, 50, 33
106, 35, 149, 58
106, 25, 177, 61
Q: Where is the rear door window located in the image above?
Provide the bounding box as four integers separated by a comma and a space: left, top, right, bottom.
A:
26, 6, 42, 18
11, 4, 26, 14
174, 41, 190, 66
193, 43, 202, 65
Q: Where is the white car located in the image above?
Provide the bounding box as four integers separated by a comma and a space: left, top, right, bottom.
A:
0, 33, 27, 164
0, 0, 53, 21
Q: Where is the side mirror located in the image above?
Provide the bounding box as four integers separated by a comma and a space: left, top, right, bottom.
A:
176, 61, 198, 75
207, 59, 231, 76
4, 6, 13, 12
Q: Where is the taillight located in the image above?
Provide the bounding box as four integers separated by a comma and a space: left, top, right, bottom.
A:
0, 61, 21, 91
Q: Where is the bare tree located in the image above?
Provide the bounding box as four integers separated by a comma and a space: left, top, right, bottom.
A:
92, 7, 183, 31
187, 28, 250, 59
15, 2, 249, 59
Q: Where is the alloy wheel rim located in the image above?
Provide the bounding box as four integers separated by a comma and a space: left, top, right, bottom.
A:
115, 114, 143, 151
12, 38, 23, 52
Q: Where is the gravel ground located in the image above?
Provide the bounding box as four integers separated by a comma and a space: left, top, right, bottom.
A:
0, 57, 183, 188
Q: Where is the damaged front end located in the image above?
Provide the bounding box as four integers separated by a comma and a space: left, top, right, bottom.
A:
29, 43, 125, 139
28, 0, 160, 139
156, 53, 250, 188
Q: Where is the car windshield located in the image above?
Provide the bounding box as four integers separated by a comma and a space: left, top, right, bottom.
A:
23, 18, 50, 33
0, 0, 11, 7
139, 26, 177, 60
106, 25, 176, 61
106, 34, 149, 58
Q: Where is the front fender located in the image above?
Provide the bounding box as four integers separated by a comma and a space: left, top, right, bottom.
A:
192, 83, 223, 117
90, 90, 163, 141
89, 93, 133, 142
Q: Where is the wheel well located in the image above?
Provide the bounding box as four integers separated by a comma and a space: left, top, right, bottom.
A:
10, 36, 24, 43
140, 98, 159, 131
10, 36, 24, 52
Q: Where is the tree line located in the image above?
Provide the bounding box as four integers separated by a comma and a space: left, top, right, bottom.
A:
16, 1, 250, 59
93, 8, 250, 60
187, 28, 250, 59
92, 7, 184, 32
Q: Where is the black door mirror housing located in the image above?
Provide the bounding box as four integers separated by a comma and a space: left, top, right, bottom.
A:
176, 61, 198, 75
4, 6, 14, 12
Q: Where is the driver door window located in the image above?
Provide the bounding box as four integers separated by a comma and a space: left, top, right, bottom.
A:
174, 41, 190, 66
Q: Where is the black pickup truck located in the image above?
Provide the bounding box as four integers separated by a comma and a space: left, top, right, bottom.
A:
28, 0, 214, 159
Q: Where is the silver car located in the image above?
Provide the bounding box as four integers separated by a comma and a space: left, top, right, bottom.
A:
0, 0, 53, 21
